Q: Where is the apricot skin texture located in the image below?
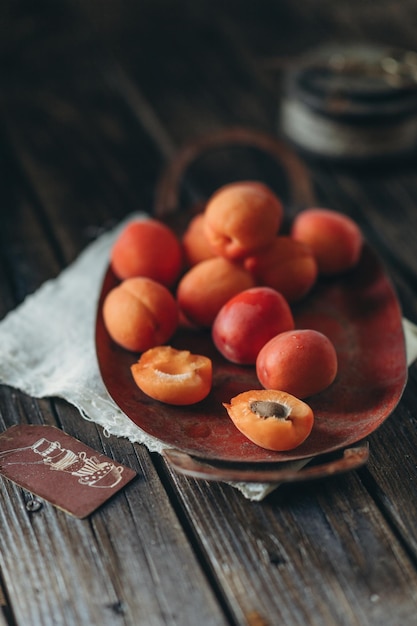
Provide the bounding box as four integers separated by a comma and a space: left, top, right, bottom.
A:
204, 181, 284, 260
103, 277, 179, 353
176, 256, 256, 327
244, 236, 318, 302
182, 213, 216, 267
291, 208, 363, 275
212, 287, 295, 365
224, 389, 314, 451
256, 329, 338, 399
131, 346, 212, 405
110, 219, 183, 287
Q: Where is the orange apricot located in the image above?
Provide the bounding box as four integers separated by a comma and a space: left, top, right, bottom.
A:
110, 218, 183, 287
131, 346, 212, 405
291, 208, 363, 275
223, 389, 314, 451
181, 213, 216, 267
256, 329, 338, 398
244, 236, 318, 302
103, 277, 179, 352
203, 181, 284, 260
176, 256, 256, 327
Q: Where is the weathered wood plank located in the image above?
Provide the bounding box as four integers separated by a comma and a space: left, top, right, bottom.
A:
161, 464, 417, 626
0, 19, 228, 621
0, 397, 228, 626
2, 3, 417, 626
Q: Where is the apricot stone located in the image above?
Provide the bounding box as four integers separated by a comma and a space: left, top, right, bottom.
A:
291, 208, 363, 275
223, 389, 314, 451
103, 277, 179, 352
256, 329, 338, 398
204, 181, 284, 260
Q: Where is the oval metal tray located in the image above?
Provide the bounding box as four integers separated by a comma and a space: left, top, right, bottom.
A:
95, 243, 407, 470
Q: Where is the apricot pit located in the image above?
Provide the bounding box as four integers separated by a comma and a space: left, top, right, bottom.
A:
224, 389, 314, 451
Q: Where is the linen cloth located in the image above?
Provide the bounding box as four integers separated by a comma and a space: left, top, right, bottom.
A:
0, 213, 416, 501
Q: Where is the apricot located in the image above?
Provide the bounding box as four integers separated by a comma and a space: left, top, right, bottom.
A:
131, 346, 212, 405
182, 213, 216, 267
291, 208, 363, 275
212, 287, 295, 365
203, 181, 284, 260
103, 277, 179, 352
244, 236, 318, 302
176, 256, 256, 327
110, 218, 183, 287
223, 389, 314, 451
256, 329, 338, 399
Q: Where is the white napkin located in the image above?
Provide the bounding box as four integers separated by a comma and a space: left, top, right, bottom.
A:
0, 213, 416, 502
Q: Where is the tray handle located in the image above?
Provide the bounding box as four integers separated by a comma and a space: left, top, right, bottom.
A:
154, 126, 316, 217
163, 441, 369, 484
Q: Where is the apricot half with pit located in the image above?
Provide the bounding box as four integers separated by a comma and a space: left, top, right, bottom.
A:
131, 346, 213, 405
223, 389, 314, 451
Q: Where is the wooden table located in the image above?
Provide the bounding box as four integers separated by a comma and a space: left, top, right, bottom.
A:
2, 2, 417, 624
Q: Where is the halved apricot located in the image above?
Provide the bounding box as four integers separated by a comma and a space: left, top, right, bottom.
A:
131, 346, 213, 405
223, 389, 314, 451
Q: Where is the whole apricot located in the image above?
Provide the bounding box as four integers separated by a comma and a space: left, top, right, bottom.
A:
103, 277, 179, 352
182, 213, 216, 267
131, 345, 212, 405
256, 329, 338, 398
176, 256, 256, 327
212, 287, 295, 364
110, 218, 183, 287
244, 236, 318, 302
223, 389, 314, 451
204, 181, 284, 260
291, 208, 363, 275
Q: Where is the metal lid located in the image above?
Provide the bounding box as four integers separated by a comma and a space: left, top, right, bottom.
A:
280, 44, 417, 159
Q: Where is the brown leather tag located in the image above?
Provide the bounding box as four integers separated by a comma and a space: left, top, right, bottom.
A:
0, 424, 137, 518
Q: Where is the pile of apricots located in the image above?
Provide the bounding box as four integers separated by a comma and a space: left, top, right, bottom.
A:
102, 180, 364, 452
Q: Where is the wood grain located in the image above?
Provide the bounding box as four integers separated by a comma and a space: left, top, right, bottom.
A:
1, 1, 417, 625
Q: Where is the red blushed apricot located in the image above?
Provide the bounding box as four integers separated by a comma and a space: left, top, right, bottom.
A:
203, 181, 284, 260
103, 277, 179, 352
244, 236, 318, 302
256, 329, 338, 399
212, 287, 295, 365
223, 389, 314, 451
131, 346, 212, 405
291, 208, 363, 275
176, 256, 256, 327
110, 219, 183, 287
182, 213, 216, 267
